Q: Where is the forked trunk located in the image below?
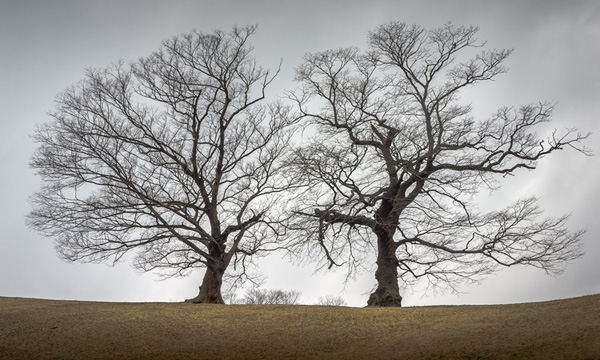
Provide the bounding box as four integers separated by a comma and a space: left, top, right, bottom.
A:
367, 231, 402, 307
185, 262, 226, 304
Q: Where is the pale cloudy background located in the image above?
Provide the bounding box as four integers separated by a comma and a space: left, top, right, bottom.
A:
1, 0, 599, 306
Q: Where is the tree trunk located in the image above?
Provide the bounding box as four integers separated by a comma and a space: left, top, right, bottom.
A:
185, 262, 226, 304
367, 231, 402, 307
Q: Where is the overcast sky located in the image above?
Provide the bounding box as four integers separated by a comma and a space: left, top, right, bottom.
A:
1, 0, 599, 306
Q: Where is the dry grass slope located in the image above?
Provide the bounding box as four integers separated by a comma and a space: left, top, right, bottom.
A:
1, 295, 599, 359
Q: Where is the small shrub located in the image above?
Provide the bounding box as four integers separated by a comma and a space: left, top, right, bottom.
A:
317, 295, 347, 306
241, 288, 302, 305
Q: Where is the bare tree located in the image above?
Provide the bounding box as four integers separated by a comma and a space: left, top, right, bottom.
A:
28, 25, 298, 304
288, 22, 589, 306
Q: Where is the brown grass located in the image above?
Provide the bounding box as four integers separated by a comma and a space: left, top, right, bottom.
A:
1, 294, 599, 359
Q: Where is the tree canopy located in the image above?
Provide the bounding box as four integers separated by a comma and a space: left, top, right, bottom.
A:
287, 22, 588, 306
28, 25, 298, 304
28, 22, 588, 306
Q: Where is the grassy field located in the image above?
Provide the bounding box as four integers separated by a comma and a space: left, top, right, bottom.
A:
0, 295, 598, 359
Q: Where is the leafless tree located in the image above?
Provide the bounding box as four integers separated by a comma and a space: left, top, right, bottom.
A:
28, 25, 298, 304
288, 22, 590, 306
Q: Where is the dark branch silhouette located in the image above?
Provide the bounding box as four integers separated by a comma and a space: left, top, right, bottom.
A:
287, 22, 589, 306
28, 25, 298, 304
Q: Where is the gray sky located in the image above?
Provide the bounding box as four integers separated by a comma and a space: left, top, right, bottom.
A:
1, 0, 599, 306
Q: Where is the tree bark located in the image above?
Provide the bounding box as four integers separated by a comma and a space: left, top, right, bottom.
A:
185, 260, 226, 304
367, 231, 402, 307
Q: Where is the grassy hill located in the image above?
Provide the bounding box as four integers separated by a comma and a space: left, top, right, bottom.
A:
1, 294, 598, 359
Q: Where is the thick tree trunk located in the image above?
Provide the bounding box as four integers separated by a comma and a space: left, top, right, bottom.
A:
185, 261, 226, 304
367, 231, 402, 307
